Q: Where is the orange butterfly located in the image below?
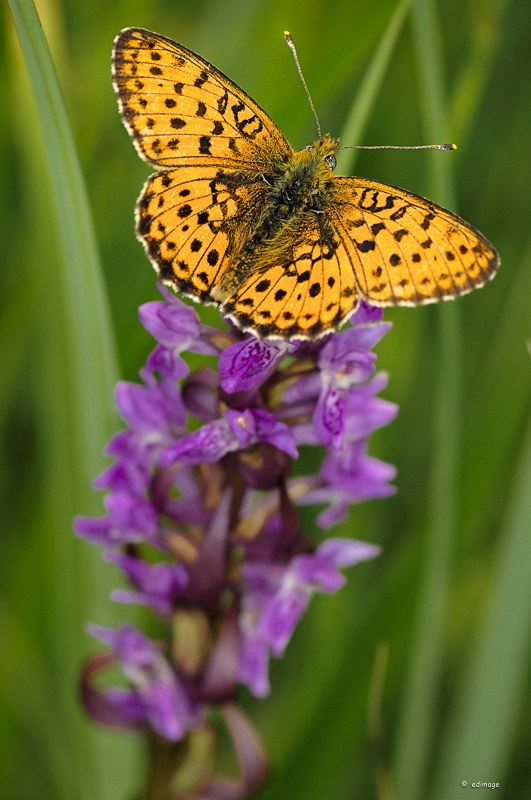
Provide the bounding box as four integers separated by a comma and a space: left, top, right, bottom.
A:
112, 28, 499, 340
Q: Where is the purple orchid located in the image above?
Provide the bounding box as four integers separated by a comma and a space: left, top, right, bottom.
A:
76, 286, 397, 797
219, 337, 298, 393
160, 407, 298, 465
88, 623, 203, 741
238, 538, 380, 696
106, 551, 189, 615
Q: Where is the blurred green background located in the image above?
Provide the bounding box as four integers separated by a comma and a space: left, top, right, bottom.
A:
2, 0, 531, 798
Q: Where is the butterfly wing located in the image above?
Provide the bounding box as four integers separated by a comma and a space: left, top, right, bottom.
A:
327, 176, 500, 306
221, 214, 360, 339
136, 165, 270, 301
112, 28, 292, 169
113, 27, 293, 301
220, 173, 500, 339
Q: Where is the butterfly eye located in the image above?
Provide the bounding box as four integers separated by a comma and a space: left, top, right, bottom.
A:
325, 154, 337, 170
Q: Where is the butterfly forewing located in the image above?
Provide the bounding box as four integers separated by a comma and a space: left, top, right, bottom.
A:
112, 28, 292, 169
328, 177, 499, 307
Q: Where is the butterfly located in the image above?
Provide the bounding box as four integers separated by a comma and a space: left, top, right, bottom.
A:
112, 27, 499, 340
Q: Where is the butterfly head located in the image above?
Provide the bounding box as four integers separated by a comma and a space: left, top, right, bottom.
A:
300, 132, 339, 171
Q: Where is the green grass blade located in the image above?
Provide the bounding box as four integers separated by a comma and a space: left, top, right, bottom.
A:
462, 230, 531, 542
7, 0, 119, 480
5, 2, 135, 797
336, 0, 412, 176
0, 598, 79, 799
450, 0, 509, 145
433, 390, 531, 798
392, 2, 460, 798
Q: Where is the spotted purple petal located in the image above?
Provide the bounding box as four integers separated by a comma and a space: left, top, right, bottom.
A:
219, 338, 297, 394
161, 416, 239, 465
298, 441, 397, 528
107, 551, 189, 615
139, 285, 219, 356
248, 409, 298, 459
237, 537, 379, 695
88, 624, 203, 741
143, 344, 190, 381
162, 408, 298, 466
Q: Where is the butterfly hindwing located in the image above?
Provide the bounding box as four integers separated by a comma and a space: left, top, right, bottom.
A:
328, 177, 499, 307
222, 215, 359, 338
136, 165, 269, 300
112, 28, 292, 170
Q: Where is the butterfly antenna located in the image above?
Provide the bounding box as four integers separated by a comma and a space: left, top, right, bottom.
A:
336, 143, 457, 151
284, 31, 321, 139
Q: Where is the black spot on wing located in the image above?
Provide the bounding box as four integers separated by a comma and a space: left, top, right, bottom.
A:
194, 70, 209, 88
421, 211, 435, 230
356, 239, 376, 253
199, 136, 212, 155
393, 229, 408, 242
218, 91, 229, 114
359, 189, 396, 213
390, 205, 408, 221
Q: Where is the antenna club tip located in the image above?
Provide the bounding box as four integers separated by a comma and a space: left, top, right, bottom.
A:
445, 143, 457, 150
284, 30, 292, 38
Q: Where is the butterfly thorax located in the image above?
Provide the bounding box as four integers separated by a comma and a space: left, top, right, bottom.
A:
212, 134, 341, 300
266, 133, 339, 218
